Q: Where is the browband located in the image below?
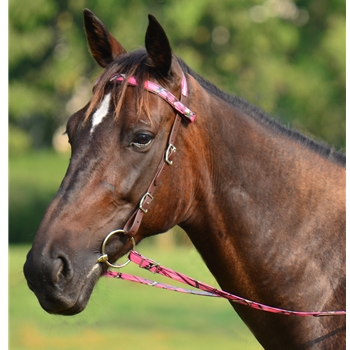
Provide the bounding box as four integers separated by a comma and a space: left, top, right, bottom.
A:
109, 73, 196, 123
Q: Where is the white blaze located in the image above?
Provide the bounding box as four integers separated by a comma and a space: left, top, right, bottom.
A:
90, 93, 111, 133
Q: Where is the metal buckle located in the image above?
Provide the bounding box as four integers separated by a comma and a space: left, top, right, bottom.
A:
165, 144, 176, 165
139, 192, 154, 213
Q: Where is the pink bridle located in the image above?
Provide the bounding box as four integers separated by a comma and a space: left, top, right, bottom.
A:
97, 71, 195, 267
97, 72, 346, 317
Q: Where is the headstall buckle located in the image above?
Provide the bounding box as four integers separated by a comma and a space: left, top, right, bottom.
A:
165, 144, 176, 165
139, 192, 154, 213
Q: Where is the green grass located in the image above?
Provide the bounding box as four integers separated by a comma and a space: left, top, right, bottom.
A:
10, 245, 263, 350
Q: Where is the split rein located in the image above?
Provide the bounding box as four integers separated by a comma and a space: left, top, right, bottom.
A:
97, 72, 345, 318
104, 241, 346, 318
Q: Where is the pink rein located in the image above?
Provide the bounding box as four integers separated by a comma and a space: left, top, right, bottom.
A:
103, 250, 346, 317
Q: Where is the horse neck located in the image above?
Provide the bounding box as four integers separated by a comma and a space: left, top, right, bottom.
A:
179, 82, 345, 348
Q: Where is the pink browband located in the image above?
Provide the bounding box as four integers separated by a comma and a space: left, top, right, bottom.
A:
109, 73, 196, 123
104, 250, 346, 317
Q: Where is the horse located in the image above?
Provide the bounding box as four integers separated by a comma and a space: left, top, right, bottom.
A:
24, 9, 345, 349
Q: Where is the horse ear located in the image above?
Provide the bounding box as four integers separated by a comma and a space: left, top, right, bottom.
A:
145, 15, 174, 77
83, 8, 126, 68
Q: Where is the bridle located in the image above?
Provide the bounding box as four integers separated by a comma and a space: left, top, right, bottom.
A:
97, 71, 195, 268
96, 72, 345, 317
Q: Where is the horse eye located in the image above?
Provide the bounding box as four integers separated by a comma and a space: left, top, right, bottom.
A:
131, 133, 154, 148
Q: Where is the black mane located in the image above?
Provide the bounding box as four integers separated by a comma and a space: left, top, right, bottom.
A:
178, 58, 346, 167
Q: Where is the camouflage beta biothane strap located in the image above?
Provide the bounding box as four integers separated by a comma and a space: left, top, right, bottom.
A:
103, 250, 346, 317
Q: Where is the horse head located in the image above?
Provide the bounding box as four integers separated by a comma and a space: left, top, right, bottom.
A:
24, 9, 198, 315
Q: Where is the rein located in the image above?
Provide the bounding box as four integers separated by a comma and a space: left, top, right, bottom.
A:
103, 249, 346, 317
97, 72, 345, 317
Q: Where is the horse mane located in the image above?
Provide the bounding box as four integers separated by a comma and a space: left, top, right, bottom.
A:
86, 49, 345, 167
177, 58, 346, 167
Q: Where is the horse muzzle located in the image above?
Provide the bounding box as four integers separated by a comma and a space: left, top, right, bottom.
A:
23, 247, 102, 315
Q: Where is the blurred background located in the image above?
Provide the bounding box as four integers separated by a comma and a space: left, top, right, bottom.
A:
9, 0, 345, 243
9, 0, 345, 349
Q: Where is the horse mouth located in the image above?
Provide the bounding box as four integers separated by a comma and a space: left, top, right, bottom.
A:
59, 267, 101, 316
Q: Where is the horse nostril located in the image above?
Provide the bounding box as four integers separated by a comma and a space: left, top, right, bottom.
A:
52, 255, 73, 284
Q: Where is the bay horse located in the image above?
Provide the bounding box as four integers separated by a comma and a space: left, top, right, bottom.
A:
24, 9, 345, 349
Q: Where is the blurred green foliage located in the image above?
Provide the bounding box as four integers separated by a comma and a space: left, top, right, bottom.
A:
9, 151, 70, 243
9, 0, 345, 151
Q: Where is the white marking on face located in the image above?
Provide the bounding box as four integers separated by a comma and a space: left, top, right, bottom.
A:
86, 263, 100, 279
90, 93, 111, 133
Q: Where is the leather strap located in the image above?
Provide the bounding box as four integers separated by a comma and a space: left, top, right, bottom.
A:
122, 81, 189, 237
